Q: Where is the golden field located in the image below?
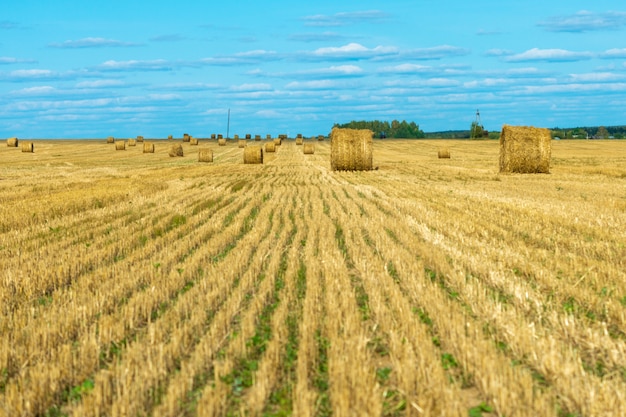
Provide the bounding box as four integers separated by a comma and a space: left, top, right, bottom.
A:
1, 138, 625, 417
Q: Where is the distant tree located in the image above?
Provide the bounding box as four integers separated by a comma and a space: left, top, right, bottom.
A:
470, 121, 485, 139
596, 126, 609, 139
334, 119, 424, 139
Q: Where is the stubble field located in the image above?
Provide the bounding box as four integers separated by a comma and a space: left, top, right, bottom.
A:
1, 138, 625, 417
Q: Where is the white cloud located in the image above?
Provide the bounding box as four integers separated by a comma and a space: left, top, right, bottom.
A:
538, 10, 626, 32
230, 83, 272, 92
600, 48, 626, 59
97, 60, 173, 71
302, 10, 389, 27
285, 80, 338, 89
76, 80, 126, 88
505, 48, 593, 62
310, 43, 397, 59
49, 37, 142, 48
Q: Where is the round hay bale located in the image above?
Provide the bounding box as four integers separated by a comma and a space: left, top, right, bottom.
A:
190, 137, 199, 145
297, 133, 303, 139
128, 139, 137, 147
499, 124, 551, 174
254, 135, 261, 141
182, 133, 191, 143
143, 142, 155, 153
198, 148, 213, 162
136, 135, 144, 142
21, 142, 34, 153
211, 134, 216, 139
245, 134, 251, 140
273, 138, 282, 146
265, 141, 276, 153
217, 134, 223, 139
296, 137, 304, 145
168, 135, 173, 140
115, 141, 126, 150
218, 138, 226, 146
169, 143, 184, 157
318, 135, 325, 141
7, 137, 18, 147
438, 148, 450, 159
330, 127, 373, 171
243, 145, 263, 164
106, 136, 114, 144
234, 134, 239, 140
238, 140, 247, 148
266, 134, 271, 140
303, 143, 315, 155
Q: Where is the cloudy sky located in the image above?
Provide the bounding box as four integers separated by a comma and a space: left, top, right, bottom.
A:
1, 0, 626, 138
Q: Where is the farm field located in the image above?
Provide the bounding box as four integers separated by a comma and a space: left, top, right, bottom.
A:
1, 138, 625, 417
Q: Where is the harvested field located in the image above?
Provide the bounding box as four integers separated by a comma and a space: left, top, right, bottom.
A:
0, 139, 625, 417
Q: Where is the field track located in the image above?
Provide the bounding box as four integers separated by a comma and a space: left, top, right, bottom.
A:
1, 138, 625, 416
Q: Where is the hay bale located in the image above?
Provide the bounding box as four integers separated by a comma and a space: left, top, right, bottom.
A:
330, 127, 373, 171
265, 141, 276, 153
115, 141, 126, 150
169, 143, 184, 157
499, 125, 551, 174
297, 133, 303, 139
438, 148, 450, 159
136, 135, 144, 142
218, 138, 226, 146
198, 148, 213, 162
190, 137, 199, 145
243, 145, 263, 164
238, 140, 247, 148
7, 137, 18, 147
183, 133, 191, 143
168, 135, 173, 140
217, 134, 223, 139
303, 143, 315, 154
128, 139, 137, 147
318, 135, 325, 141
266, 134, 271, 140
245, 134, 251, 140
254, 135, 261, 141
21, 142, 34, 153
273, 138, 282, 146
296, 137, 303, 145
143, 143, 155, 153
106, 136, 114, 144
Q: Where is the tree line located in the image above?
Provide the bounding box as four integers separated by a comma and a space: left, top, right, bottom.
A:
333, 120, 425, 139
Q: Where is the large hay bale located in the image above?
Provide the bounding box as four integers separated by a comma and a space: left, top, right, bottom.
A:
183, 133, 191, 143
106, 136, 114, 144
7, 137, 18, 147
190, 137, 199, 145
115, 141, 126, 150
128, 139, 137, 147
169, 143, 184, 157
438, 148, 450, 159
218, 138, 226, 146
265, 141, 276, 153
136, 135, 144, 142
243, 145, 263, 164
143, 143, 155, 153
303, 143, 315, 154
330, 128, 373, 171
198, 148, 213, 162
238, 140, 247, 148
296, 137, 303, 145
499, 125, 551, 174
21, 142, 34, 153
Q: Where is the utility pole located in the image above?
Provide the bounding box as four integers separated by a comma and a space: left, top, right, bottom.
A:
226, 108, 230, 139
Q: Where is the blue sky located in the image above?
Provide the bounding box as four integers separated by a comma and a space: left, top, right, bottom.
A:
1, 0, 626, 138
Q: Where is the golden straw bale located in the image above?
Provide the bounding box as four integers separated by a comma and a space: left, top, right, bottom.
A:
217, 134, 223, 139
7, 137, 18, 147
169, 143, 184, 157
234, 134, 239, 139
21, 142, 34, 153
254, 135, 261, 140
243, 145, 263, 164
499, 124, 551, 174
143, 143, 155, 153
168, 135, 173, 140
115, 141, 126, 150
296, 137, 303, 145
303, 143, 315, 154
273, 138, 282, 146
297, 133, 303, 139
183, 133, 190, 142
318, 135, 325, 141
245, 134, 251, 139
136, 135, 144, 142
198, 148, 213, 162
128, 139, 137, 147
265, 141, 276, 153
330, 127, 373, 171
438, 148, 450, 159
106, 136, 114, 144
218, 138, 226, 146
190, 138, 199, 145
211, 134, 216, 139
266, 134, 271, 140
238, 140, 247, 148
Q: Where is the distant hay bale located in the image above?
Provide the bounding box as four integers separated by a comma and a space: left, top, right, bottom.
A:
254, 135, 261, 140
218, 138, 226, 146
198, 148, 213, 162
266, 134, 271, 140
7, 137, 18, 147
190, 137, 199, 145
303, 143, 315, 154
238, 140, 247, 148
143, 143, 155, 153
169, 143, 184, 157
245, 134, 251, 140
330, 127, 373, 171
499, 124, 551, 174
21, 142, 34, 153
318, 135, 325, 141
115, 141, 126, 151
211, 134, 216, 139
183, 133, 191, 142
128, 139, 137, 147
273, 138, 282, 146
217, 134, 223, 139
168, 135, 173, 140
234, 134, 239, 139
243, 145, 263, 164
265, 141, 276, 153
296, 137, 303, 145
136, 135, 144, 142
297, 133, 303, 139
438, 148, 450, 159
106, 136, 114, 144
